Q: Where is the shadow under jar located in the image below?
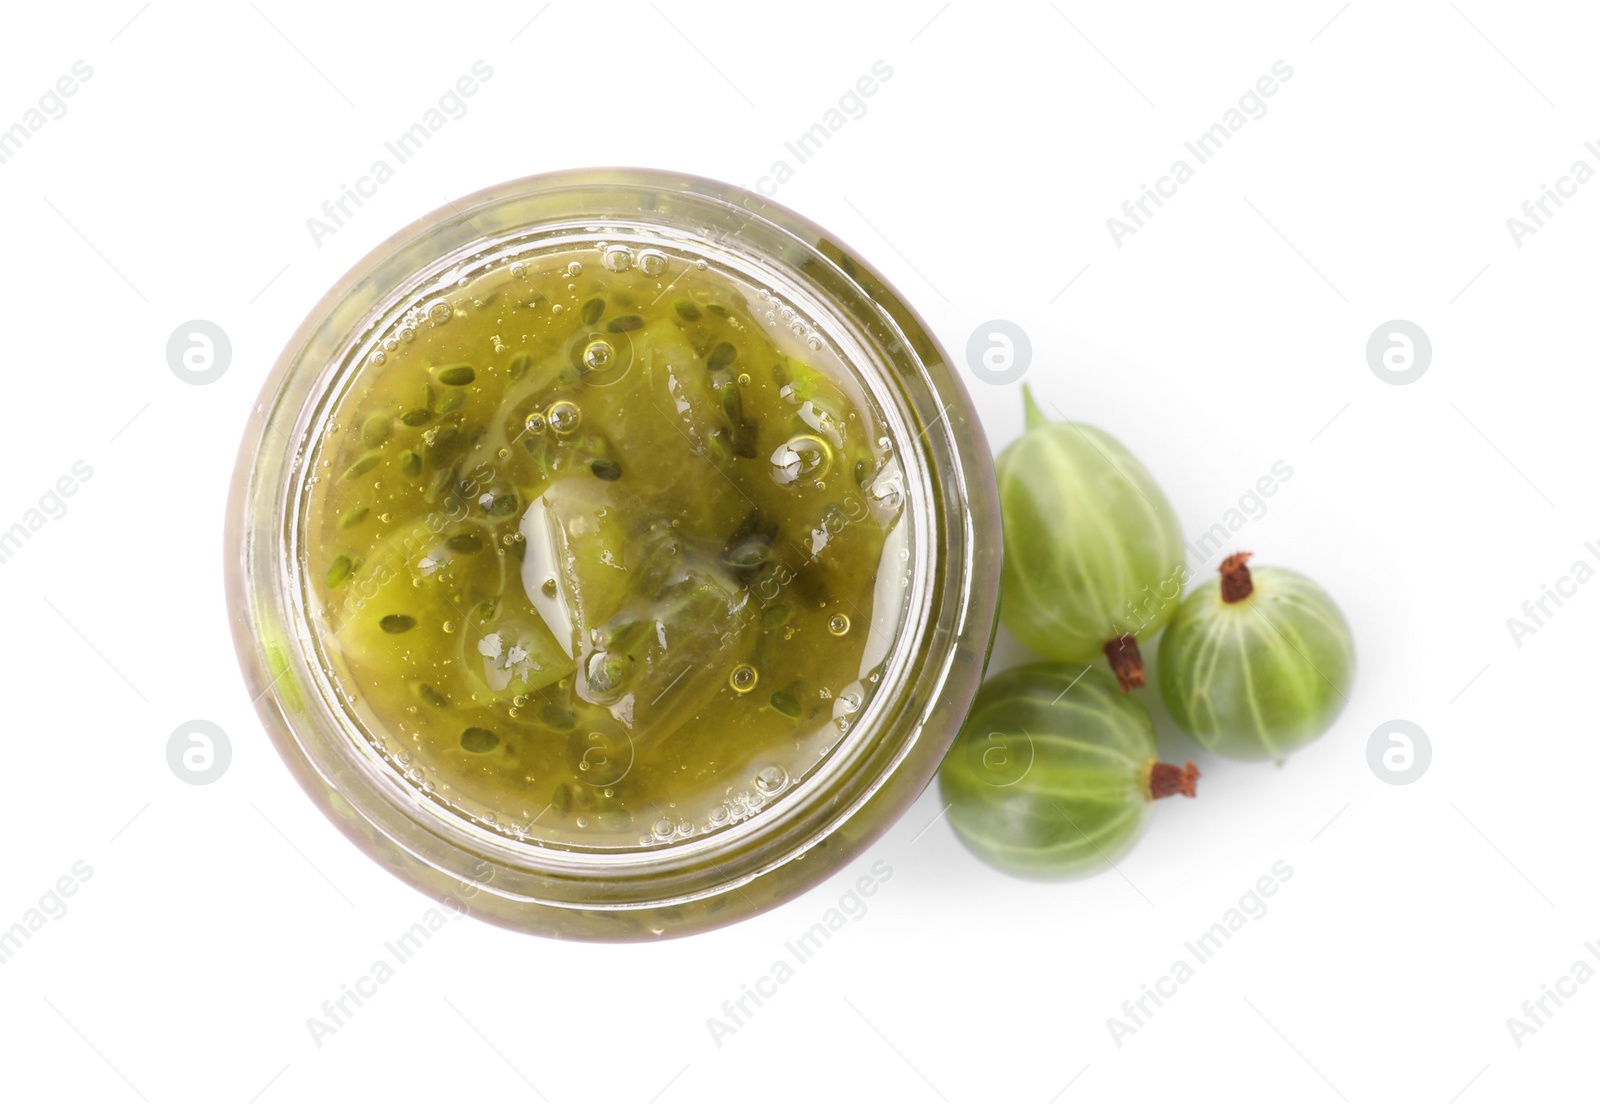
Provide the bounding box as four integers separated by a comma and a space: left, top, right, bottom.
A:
226, 169, 1000, 940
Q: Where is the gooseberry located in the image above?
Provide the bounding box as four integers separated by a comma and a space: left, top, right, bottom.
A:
938, 664, 1198, 879
997, 387, 1186, 690
1157, 553, 1355, 761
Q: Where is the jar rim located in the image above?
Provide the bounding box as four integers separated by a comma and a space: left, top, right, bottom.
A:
226, 168, 1001, 939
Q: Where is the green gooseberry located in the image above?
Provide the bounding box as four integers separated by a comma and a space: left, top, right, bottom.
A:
1158, 553, 1355, 761
997, 387, 1186, 691
938, 663, 1199, 880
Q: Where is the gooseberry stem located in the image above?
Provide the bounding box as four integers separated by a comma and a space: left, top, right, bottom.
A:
1147, 761, 1201, 800
1220, 552, 1254, 603
1103, 635, 1145, 692
1021, 384, 1049, 432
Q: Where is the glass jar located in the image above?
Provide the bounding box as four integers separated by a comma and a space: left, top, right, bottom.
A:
225, 169, 999, 939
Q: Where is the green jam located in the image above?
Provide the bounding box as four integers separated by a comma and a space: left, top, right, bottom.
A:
305, 242, 911, 849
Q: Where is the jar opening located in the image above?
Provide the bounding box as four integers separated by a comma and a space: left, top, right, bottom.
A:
290, 224, 933, 862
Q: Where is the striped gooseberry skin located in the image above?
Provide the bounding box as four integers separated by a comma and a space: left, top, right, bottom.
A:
1157, 559, 1355, 761
997, 391, 1185, 686
938, 664, 1163, 880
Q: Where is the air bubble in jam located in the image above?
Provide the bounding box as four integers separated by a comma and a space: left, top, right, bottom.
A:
637, 249, 668, 277
547, 400, 582, 435
770, 434, 832, 486
756, 766, 788, 794
424, 298, 452, 325
602, 245, 633, 272
834, 680, 866, 723
729, 664, 758, 694
583, 339, 614, 371
828, 614, 851, 636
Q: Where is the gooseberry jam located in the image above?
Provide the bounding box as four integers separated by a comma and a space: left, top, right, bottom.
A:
306, 241, 910, 849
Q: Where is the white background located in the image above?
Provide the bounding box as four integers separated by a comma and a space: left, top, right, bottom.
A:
1, 2, 1593, 1104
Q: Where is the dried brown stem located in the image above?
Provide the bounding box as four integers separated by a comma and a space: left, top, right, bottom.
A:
1104, 635, 1145, 692
1220, 552, 1254, 603
1148, 761, 1201, 800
